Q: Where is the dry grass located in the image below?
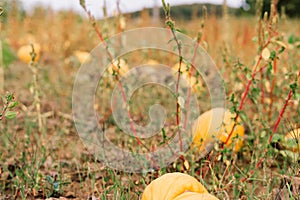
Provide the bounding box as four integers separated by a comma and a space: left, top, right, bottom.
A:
0, 3, 300, 200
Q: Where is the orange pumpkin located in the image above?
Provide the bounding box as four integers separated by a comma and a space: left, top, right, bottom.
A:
146, 59, 159, 65
173, 192, 219, 200
192, 107, 244, 153
142, 173, 218, 200
17, 43, 41, 64
107, 59, 129, 76
172, 62, 203, 93
73, 50, 92, 64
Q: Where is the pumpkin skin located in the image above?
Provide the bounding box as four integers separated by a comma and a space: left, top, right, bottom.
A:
17, 43, 41, 64
192, 108, 244, 153
173, 192, 219, 200
146, 59, 159, 65
218, 109, 245, 152
73, 50, 91, 64
141, 173, 208, 200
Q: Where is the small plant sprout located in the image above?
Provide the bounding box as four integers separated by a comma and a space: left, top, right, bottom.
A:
0, 92, 18, 120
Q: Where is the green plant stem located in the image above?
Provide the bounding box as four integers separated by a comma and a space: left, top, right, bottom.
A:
268, 48, 279, 122
29, 45, 42, 133
80, 4, 149, 150
163, 0, 184, 152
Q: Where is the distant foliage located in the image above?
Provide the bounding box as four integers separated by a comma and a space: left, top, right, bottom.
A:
245, 0, 300, 17
2, 41, 16, 68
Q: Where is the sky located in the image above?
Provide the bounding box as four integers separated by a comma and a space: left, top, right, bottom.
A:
19, 0, 245, 18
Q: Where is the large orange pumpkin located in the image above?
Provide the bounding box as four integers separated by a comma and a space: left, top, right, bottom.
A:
173, 192, 219, 200
192, 107, 244, 153
141, 172, 218, 200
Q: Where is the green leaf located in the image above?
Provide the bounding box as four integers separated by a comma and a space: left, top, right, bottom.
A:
4, 111, 18, 119
46, 175, 54, 183
239, 110, 247, 122
271, 133, 284, 143
288, 35, 294, 44
176, 28, 186, 34
270, 51, 276, 60
8, 101, 18, 109
290, 82, 297, 94
53, 182, 59, 190
5, 93, 14, 101
288, 34, 299, 44
278, 47, 285, 54
267, 62, 273, 74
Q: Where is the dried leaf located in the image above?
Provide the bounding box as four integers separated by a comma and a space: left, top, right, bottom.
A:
275, 40, 287, 49
183, 159, 190, 170
178, 96, 185, 108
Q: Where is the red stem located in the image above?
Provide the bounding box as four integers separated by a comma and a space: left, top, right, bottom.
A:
224, 35, 272, 145
224, 55, 263, 145
83, 7, 142, 146
168, 26, 183, 152
260, 68, 265, 107
268, 70, 300, 143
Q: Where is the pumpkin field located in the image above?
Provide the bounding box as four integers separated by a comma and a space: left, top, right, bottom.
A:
0, 0, 300, 199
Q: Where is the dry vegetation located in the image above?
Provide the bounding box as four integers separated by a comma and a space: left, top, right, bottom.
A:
0, 1, 299, 199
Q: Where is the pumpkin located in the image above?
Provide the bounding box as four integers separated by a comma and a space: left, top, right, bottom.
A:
107, 58, 129, 76
73, 50, 92, 64
192, 107, 244, 153
173, 192, 219, 200
282, 128, 300, 152
142, 173, 218, 200
146, 59, 159, 65
17, 43, 41, 64
172, 62, 203, 93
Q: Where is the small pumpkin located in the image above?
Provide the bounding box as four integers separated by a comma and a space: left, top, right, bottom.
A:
142, 173, 218, 200
107, 58, 129, 76
17, 43, 41, 64
73, 50, 92, 64
218, 109, 245, 152
172, 62, 202, 92
173, 192, 219, 200
192, 107, 244, 153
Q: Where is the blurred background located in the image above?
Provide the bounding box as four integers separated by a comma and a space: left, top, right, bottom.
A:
0, 0, 299, 199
